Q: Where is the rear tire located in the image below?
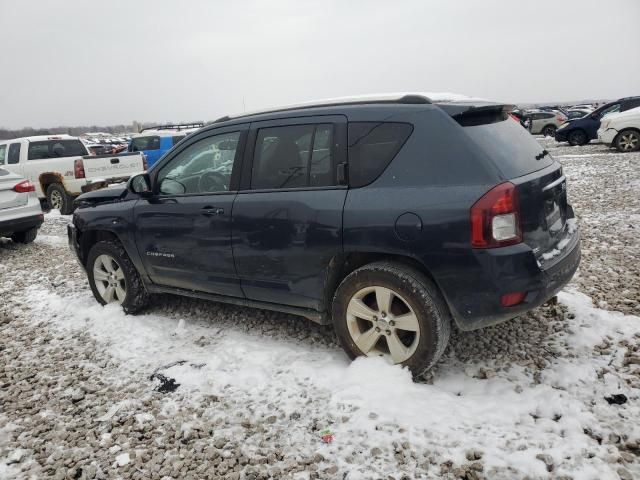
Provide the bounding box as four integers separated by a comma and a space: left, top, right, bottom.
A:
332, 262, 451, 376
614, 129, 640, 152
86, 240, 149, 314
568, 129, 588, 146
542, 125, 557, 137
46, 183, 74, 215
11, 227, 38, 244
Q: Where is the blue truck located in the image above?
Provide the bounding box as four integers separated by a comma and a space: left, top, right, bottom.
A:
128, 124, 203, 167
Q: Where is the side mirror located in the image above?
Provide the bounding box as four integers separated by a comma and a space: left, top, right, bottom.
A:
128, 173, 152, 196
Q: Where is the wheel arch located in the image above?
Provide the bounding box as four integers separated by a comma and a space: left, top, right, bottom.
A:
323, 251, 444, 312
613, 127, 640, 152
77, 229, 121, 267
39, 173, 67, 197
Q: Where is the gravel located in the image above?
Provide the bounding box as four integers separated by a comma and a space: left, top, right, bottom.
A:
1, 139, 639, 479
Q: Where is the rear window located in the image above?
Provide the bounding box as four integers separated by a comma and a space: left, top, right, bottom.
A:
28, 140, 87, 160
0, 145, 6, 165
348, 122, 413, 188
130, 136, 161, 152
463, 116, 554, 178
172, 135, 185, 146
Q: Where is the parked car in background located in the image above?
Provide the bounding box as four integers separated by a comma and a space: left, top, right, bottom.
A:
528, 110, 567, 136
598, 106, 640, 152
0, 167, 43, 244
69, 93, 580, 375
0, 135, 145, 214
555, 96, 640, 146
128, 124, 203, 167
509, 109, 531, 130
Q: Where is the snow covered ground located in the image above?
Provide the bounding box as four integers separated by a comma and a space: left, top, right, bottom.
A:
1, 139, 639, 480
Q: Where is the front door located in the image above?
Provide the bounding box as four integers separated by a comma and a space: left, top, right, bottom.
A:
134, 127, 247, 297
232, 116, 347, 310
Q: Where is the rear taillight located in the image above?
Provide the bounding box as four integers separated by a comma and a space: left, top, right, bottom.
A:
13, 180, 36, 193
501, 292, 527, 307
470, 181, 522, 248
74, 159, 85, 179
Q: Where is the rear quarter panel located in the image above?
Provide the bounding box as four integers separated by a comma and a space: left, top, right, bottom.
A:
343, 107, 500, 318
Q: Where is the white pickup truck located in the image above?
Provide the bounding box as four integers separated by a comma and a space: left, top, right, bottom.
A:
0, 135, 145, 214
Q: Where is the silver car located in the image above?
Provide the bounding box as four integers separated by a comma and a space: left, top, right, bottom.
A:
0, 167, 43, 243
528, 110, 568, 137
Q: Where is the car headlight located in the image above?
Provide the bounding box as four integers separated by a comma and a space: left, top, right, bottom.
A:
558, 123, 569, 130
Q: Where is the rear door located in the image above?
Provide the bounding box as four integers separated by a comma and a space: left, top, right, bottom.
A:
461, 114, 575, 261
134, 126, 247, 296
232, 115, 347, 310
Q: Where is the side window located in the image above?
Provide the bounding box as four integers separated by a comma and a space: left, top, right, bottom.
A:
599, 104, 620, 117
0, 145, 6, 165
544, 113, 555, 119
621, 100, 640, 112
8, 143, 21, 164
157, 131, 240, 195
251, 124, 335, 190
130, 136, 161, 152
347, 122, 413, 188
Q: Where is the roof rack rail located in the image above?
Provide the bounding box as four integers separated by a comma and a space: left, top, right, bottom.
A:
140, 123, 204, 133
213, 94, 432, 123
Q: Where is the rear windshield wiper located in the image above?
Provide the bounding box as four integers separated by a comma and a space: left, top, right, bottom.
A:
535, 149, 549, 161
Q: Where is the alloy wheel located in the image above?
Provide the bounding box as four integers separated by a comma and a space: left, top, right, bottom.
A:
93, 254, 127, 304
49, 190, 63, 210
619, 132, 639, 151
346, 286, 420, 364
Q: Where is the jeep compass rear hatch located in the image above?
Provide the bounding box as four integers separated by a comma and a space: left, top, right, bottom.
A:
444, 104, 575, 261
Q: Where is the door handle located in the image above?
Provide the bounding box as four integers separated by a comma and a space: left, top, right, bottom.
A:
202, 206, 224, 216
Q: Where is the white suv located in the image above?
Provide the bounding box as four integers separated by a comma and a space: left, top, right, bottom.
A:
598, 107, 640, 152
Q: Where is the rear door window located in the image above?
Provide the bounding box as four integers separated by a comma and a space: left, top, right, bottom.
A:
8, 143, 21, 164
621, 99, 640, 112
251, 124, 335, 189
347, 122, 413, 188
463, 116, 554, 178
27, 139, 87, 160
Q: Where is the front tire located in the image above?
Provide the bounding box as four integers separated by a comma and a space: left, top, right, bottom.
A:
11, 227, 38, 244
542, 125, 557, 137
332, 262, 451, 375
46, 183, 74, 215
614, 129, 640, 152
86, 240, 149, 314
568, 129, 588, 146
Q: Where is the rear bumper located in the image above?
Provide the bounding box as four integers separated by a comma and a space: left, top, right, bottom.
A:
0, 213, 44, 236
440, 227, 581, 331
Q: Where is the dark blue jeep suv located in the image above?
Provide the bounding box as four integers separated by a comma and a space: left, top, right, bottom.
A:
68, 94, 580, 374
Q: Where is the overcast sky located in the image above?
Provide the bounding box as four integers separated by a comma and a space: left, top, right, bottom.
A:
1, 0, 639, 129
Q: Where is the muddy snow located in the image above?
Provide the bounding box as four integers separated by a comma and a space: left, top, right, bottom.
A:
1, 139, 639, 480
